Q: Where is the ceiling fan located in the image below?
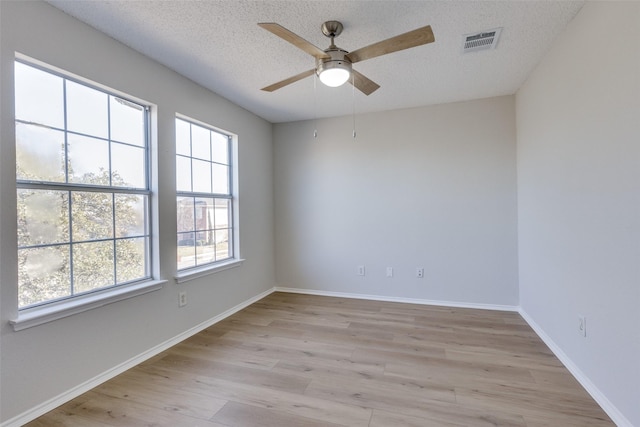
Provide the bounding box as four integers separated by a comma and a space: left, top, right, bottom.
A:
259, 21, 435, 95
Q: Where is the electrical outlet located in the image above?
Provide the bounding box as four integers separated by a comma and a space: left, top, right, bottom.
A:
416, 268, 424, 278
386, 267, 393, 277
578, 315, 586, 337
179, 291, 187, 307
357, 265, 365, 276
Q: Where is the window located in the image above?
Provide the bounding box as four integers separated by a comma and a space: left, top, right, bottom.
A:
176, 117, 233, 271
15, 60, 151, 309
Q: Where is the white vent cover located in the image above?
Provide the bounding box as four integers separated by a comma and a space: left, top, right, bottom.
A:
462, 28, 502, 53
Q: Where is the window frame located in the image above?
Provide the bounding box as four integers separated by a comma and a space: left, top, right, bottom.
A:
11, 57, 165, 328
174, 115, 242, 282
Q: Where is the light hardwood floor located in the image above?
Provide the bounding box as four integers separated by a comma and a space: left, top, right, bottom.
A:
26, 292, 614, 426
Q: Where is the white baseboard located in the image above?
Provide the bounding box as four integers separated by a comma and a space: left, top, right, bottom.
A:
274, 286, 519, 312
0, 287, 275, 427
518, 308, 633, 427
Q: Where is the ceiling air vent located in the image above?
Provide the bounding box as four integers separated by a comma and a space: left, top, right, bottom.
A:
462, 28, 502, 53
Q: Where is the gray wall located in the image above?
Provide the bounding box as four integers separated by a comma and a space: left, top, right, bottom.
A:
0, 1, 274, 422
516, 2, 640, 425
274, 96, 519, 307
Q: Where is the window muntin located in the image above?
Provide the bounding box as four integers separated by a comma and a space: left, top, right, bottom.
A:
15, 61, 151, 309
176, 117, 233, 271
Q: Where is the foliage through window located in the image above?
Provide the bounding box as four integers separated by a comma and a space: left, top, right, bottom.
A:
176, 117, 233, 270
15, 60, 151, 309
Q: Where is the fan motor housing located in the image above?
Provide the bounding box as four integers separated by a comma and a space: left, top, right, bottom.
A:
316, 48, 352, 77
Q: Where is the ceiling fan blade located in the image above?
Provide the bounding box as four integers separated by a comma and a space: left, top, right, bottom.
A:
261, 69, 316, 92
259, 23, 330, 60
350, 70, 380, 96
345, 25, 435, 64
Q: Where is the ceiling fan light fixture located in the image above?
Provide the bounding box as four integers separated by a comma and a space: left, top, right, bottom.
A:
317, 60, 352, 87
259, 20, 435, 95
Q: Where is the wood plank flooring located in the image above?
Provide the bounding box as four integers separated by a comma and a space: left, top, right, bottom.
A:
26, 292, 614, 426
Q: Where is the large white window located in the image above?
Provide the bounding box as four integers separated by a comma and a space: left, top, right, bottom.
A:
15, 61, 151, 309
176, 117, 233, 271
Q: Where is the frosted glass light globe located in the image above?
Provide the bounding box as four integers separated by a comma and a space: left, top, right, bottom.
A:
319, 67, 350, 87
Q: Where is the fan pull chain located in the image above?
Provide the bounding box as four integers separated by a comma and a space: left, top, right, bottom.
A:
313, 72, 318, 139
352, 72, 357, 139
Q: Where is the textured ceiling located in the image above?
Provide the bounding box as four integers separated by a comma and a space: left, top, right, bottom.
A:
47, 1, 584, 123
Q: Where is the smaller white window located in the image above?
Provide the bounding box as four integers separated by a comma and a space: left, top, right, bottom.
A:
175, 117, 235, 271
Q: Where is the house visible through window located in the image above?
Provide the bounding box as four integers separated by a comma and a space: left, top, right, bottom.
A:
175, 117, 233, 271
15, 60, 151, 309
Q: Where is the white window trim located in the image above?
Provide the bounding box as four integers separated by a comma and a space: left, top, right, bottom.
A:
10, 279, 166, 331
174, 258, 244, 284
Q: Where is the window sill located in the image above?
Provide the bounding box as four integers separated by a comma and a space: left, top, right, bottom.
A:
175, 258, 244, 284
10, 279, 166, 332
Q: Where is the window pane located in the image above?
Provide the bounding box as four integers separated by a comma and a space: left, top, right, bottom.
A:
15, 62, 64, 129
192, 159, 212, 193
176, 155, 192, 192
177, 197, 195, 232
194, 197, 214, 232
196, 239, 216, 266
68, 134, 110, 185
116, 237, 147, 283
212, 164, 229, 194
18, 189, 69, 247
226, 231, 233, 260
73, 240, 114, 293
112, 143, 146, 188
214, 198, 229, 229
66, 80, 108, 138
115, 194, 146, 238
110, 97, 145, 146
18, 245, 70, 307
72, 191, 114, 241
177, 233, 196, 269
215, 229, 230, 260
191, 125, 210, 160
176, 119, 191, 156
16, 123, 65, 182
212, 133, 228, 165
